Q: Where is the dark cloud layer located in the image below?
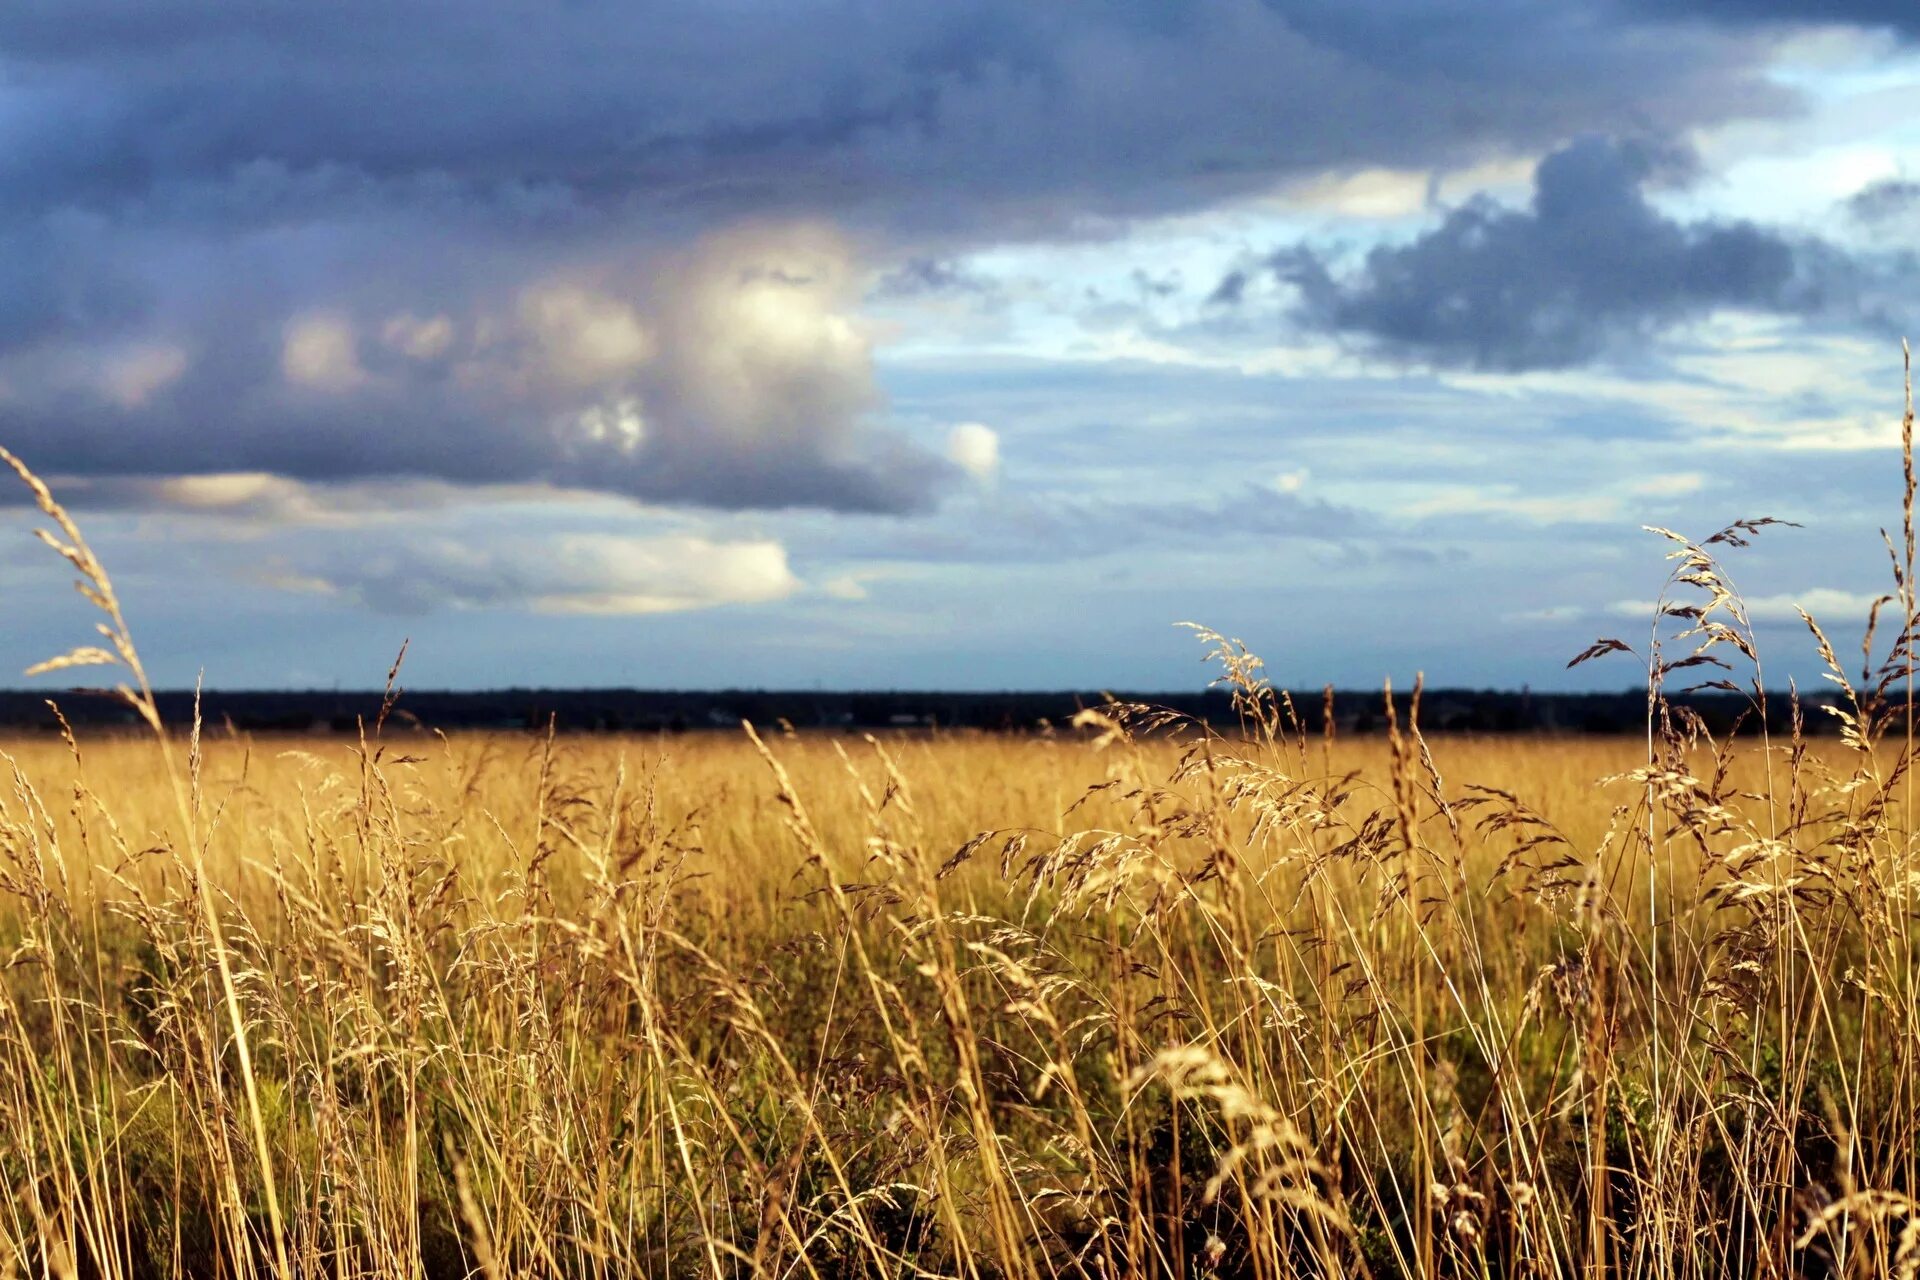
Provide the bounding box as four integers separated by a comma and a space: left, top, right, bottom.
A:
1268, 136, 1885, 370
0, 1, 1848, 510
0, 2, 1781, 234
1625, 0, 1920, 36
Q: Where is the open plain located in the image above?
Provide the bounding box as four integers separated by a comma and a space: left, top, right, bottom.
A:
4, 686, 1917, 1277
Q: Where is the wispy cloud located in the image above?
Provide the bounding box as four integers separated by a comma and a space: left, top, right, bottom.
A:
1607, 586, 1887, 624
275, 533, 802, 617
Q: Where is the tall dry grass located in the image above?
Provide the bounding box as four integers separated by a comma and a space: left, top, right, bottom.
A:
0, 356, 1918, 1278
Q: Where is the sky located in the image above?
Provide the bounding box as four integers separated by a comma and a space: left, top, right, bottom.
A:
1, 1, 1919, 693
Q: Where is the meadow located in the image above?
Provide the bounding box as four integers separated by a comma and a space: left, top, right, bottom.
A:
4, 378, 1920, 1280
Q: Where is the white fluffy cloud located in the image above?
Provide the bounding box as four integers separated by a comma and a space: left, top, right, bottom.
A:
946, 422, 1000, 480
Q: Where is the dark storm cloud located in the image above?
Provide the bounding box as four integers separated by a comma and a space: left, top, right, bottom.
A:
1267, 136, 1893, 371
0, 1, 1782, 233
1619, 0, 1920, 36
0, 1, 1805, 511
0, 227, 959, 514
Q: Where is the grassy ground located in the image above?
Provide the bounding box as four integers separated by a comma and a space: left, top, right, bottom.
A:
2, 708, 1916, 1279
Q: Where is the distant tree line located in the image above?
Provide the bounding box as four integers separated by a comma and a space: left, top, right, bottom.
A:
0, 685, 1850, 737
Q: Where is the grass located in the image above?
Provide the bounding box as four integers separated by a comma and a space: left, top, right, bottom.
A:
1, 357, 1919, 1278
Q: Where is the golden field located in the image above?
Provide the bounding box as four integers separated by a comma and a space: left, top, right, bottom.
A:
2, 426, 1920, 1280
3, 703, 1918, 1280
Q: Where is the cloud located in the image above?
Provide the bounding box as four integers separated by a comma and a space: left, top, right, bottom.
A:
946, 423, 1001, 480
1508, 604, 1589, 624
1626, 0, 1919, 36
1606, 587, 1883, 624
1405, 485, 1624, 524
146, 472, 326, 518
280, 532, 802, 616
517, 287, 655, 388
1266, 136, 1891, 370
852, 482, 1370, 567
1629, 472, 1705, 497
282, 314, 368, 392
1207, 271, 1253, 308
1, 472, 638, 528
0, 3, 1822, 522
819, 574, 872, 601
875, 259, 1001, 300
98, 343, 189, 409
0, 223, 954, 513
1741, 588, 1886, 622
0, 4, 1785, 237
1848, 178, 1920, 225
381, 313, 456, 362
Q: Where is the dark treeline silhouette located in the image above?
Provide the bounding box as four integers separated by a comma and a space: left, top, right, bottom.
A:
0, 685, 1851, 737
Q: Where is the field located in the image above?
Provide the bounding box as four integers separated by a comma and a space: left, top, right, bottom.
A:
3, 452, 1920, 1280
